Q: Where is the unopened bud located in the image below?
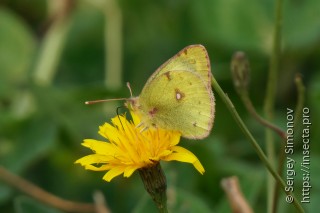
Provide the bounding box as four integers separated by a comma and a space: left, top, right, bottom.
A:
231, 51, 250, 93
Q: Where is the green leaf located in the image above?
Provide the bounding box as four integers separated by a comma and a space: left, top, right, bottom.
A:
0, 116, 57, 203
0, 8, 35, 97
0, 116, 57, 171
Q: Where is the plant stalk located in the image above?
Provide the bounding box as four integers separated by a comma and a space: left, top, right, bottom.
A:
211, 76, 304, 213
264, 0, 283, 211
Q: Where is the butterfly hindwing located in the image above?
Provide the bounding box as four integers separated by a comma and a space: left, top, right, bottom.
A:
138, 70, 214, 139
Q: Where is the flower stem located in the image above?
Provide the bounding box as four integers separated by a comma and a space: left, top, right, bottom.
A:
272, 74, 306, 212
239, 90, 286, 140
33, 0, 74, 86
230, 51, 286, 140
293, 74, 306, 124
264, 0, 283, 211
139, 163, 168, 213
104, 0, 123, 90
211, 76, 305, 213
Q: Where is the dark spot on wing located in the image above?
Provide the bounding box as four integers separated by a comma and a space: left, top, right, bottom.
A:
175, 88, 185, 102
184, 49, 188, 55
148, 107, 158, 117
165, 72, 171, 81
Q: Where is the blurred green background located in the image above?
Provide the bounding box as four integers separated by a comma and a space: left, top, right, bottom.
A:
0, 0, 319, 212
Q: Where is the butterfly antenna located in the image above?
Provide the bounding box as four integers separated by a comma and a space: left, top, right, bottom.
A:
116, 106, 125, 130
126, 82, 133, 97
85, 98, 127, 105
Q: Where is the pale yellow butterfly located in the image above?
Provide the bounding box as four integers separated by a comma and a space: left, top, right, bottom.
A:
87, 45, 215, 139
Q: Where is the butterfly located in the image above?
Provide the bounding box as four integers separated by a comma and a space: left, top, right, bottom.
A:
87, 45, 215, 139
126, 44, 215, 139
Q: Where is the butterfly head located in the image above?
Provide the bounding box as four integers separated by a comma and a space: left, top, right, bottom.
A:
125, 97, 140, 111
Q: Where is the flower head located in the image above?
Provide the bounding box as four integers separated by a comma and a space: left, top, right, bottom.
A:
75, 111, 205, 182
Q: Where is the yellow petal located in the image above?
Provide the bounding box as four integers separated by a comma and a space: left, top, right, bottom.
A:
103, 167, 125, 182
163, 152, 194, 163
158, 150, 173, 158
84, 164, 110, 171
169, 132, 181, 146
192, 160, 205, 174
164, 146, 205, 174
123, 166, 139, 177
130, 111, 141, 125
75, 154, 111, 166
82, 139, 115, 155
111, 114, 131, 130
171, 146, 198, 160
98, 123, 117, 139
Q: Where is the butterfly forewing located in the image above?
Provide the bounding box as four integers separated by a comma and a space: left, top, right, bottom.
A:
146, 45, 212, 88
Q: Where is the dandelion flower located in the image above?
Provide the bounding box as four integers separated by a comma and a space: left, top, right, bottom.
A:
75, 111, 205, 182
